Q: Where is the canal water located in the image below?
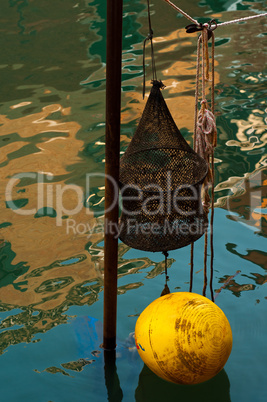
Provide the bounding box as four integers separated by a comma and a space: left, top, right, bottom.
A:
0, 0, 266, 401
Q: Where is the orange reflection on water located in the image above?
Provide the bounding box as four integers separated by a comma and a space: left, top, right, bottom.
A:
0, 103, 101, 309
227, 109, 267, 151
121, 27, 220, 133
217, 168, 267, 236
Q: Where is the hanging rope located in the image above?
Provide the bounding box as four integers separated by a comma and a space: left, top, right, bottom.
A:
161, 251, 170, 296
167, 0, 265, 301
189, 242, 194, 292
190, 23, 216, 300
209, 32, 216, 302
143, 0, 158, 99
143, 0, 171, 298
198, 28, 216, 299
193, 34, 201, 150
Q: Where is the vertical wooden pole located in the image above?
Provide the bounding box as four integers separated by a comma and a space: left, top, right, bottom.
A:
103, 0, 123, 350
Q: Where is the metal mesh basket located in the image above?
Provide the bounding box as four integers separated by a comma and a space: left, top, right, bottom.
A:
119, 81, 208, 252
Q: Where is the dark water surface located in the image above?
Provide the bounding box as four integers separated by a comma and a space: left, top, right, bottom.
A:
0, 0, 266, 401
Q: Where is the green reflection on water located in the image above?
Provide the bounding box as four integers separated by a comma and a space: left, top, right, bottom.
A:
0, 241, 29, 288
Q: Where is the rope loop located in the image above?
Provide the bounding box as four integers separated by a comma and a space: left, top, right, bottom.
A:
204, 19, 217, 39
206, 19, 217, 31
196, 108, 216, 159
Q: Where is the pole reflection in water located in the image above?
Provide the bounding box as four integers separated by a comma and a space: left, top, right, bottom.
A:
104, 349, 123, 402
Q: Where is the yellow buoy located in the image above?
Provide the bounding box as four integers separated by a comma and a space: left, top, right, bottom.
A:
135, 292, 232, 385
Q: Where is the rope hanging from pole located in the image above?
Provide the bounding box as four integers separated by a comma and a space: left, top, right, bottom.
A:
143, 0, 158, 99
190, 23, 216, 301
